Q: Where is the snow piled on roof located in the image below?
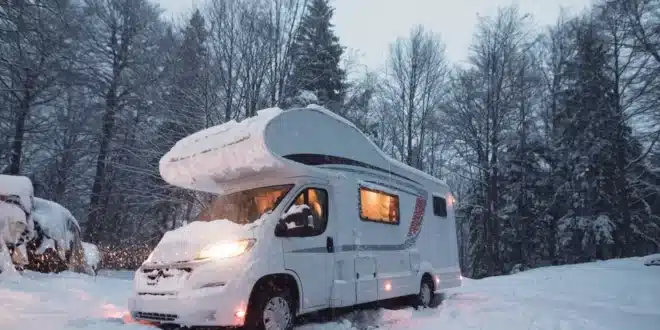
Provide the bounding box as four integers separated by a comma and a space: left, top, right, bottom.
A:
32, 197, 80, 249
0, 174, 33, 212
159, 107, 285, 192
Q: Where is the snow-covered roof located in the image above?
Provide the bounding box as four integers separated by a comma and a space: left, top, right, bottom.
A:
0, 174, 33, 212
159, 104, 449, 194
159, 107, 288, 192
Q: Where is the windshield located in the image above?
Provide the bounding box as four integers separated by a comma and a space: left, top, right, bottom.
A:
195, 184, 294, 225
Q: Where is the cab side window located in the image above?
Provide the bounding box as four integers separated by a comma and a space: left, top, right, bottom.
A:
282, 188, 328, 237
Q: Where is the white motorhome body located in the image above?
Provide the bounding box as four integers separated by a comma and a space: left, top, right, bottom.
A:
129, 105, 461, 328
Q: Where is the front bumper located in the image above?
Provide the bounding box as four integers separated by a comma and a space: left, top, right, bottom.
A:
129, 286, 246, 327
128, 260, 253, 327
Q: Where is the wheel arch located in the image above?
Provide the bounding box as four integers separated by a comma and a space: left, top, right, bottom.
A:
247, 272, 302, 313
417, 261, 435, 289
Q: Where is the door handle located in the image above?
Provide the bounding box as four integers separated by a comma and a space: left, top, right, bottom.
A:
326, 236, 334, 253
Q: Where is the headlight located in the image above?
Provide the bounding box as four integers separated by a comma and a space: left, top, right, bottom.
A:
196, 239, 256, 260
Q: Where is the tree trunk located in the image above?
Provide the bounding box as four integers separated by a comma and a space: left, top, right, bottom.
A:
7, 94, 31, 175
86, 87, 118, 243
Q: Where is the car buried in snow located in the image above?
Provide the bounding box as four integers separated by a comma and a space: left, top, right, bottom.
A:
0, 174, 98, 275
128, 105, 462, 330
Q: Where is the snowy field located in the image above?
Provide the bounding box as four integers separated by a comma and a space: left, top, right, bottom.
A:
1, 256, 659, 330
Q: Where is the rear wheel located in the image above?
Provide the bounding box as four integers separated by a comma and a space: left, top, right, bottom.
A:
411, 276, 440, 309
245, 284, 295, 330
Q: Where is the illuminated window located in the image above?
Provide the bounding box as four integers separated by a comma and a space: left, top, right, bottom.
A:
359, 186, 400, 225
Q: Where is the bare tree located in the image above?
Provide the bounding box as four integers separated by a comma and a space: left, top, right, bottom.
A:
264, 0, 308, 106
446, 6, 533, 277
380, 25, 450, 169
80, 0, 167, 243
0, 0, 78, 174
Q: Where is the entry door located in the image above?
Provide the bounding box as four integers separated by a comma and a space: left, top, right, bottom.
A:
280, 186, 335, 310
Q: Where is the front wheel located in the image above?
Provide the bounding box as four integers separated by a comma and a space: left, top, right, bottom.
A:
245, 285, 295, 330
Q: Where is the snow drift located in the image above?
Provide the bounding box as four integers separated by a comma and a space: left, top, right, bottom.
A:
2, 255, 660, 330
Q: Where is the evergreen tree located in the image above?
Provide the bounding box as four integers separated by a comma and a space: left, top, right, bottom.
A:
165, 9, 209, 140
552, 18, 654, 262
286, 0, 346, 109
150, 9, 210, 234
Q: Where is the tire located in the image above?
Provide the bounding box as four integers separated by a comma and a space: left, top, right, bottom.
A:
411, 277, 440, 309
245, 284, 295, 330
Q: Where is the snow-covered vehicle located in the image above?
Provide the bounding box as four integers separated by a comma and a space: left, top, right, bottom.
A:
0, 174, 97, 275
644, 254, 660, 266
26, 197, 95, 275
129, 105, 462, 329
0, 174, 35, 273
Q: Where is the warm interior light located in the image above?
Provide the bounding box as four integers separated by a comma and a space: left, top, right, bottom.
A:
196, 239, 255, 260
384, 282, 392, 291
235, 309, 246, 318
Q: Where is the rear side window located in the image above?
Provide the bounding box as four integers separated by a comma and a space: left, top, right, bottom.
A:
433, 196, 447, 217
359, 186, 400, 225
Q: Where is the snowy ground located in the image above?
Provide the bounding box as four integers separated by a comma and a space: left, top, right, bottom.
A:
1, 256, 659, 330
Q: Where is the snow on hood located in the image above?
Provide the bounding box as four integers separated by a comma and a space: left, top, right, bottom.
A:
147, 218, 262, 265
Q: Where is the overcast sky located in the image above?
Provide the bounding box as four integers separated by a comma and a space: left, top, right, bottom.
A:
156, 0, 592, 72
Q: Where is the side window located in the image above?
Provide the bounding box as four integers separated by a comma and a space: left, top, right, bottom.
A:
359, 186, 400, 225
433, 196, 447, 217
282, 188, 328, 237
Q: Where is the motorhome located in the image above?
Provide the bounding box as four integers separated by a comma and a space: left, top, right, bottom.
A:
128, 105, 462, 329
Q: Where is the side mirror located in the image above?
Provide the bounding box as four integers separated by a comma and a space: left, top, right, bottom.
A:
277, 206, 315, 237
274, 222, 288, 237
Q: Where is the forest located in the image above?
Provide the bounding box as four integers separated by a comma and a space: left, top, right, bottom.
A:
1, 0, 659, 278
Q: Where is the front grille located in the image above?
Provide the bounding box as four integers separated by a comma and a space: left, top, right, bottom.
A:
141, 266, 192, 273
134, 312, 178, 322
137, 292, 175, 296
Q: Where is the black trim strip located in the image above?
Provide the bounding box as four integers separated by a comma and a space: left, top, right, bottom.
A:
282, 153, 420, 185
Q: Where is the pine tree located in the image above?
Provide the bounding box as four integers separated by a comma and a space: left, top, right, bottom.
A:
150, 9, 210, 234
552, 18, 654, 262
166, 9, 209, 140
286, 0, 346, 109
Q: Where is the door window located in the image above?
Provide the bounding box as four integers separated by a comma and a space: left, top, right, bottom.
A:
281, 188, 328, 237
